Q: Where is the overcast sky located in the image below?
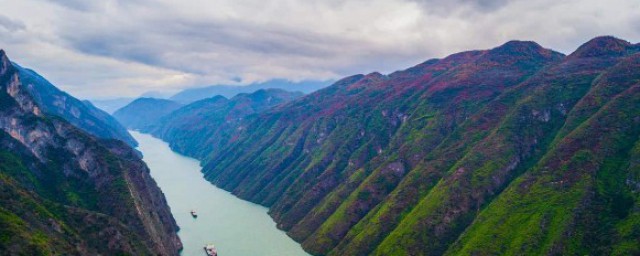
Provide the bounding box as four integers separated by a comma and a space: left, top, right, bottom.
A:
0, 0, 638, 99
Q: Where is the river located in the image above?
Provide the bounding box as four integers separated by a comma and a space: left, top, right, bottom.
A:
131, 131, 309, 256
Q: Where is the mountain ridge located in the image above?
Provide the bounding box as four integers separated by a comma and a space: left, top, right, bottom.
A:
0, 49, 181, 255
113, 97, 184, 130
141, 36, 640, 255
12, 64, 137, 146
142, 88, 304, 159
169, 79, 331, 104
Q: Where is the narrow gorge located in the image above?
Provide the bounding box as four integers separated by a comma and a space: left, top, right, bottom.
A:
121, 36, 640, 256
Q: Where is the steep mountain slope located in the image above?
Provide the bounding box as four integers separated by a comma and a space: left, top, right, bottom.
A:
113, 98, 183, 130
0, 50, 181, 255
188, 37, 640, 255
443, 37, 640, 256
14, 65, 137, 146
169, 79, 329, 104
144, 89, 303, 159
370, 36, 640, 256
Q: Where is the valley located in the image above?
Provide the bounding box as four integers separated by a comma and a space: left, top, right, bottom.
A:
133, 131, 308, 256
115, 36, 640, 255
0, 3, 639, 252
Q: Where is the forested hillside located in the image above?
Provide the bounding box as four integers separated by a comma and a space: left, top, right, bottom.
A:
143, 89, 303, 159
182, 36, 640, 255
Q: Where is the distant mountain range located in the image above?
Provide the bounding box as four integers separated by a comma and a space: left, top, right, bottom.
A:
0, 50, 181, 255
113, 89, 304, 158
90, 79, 331, 114
136, 36, 640, 255
168, 79, 331, 104
144, 89, 303, 159
113, 98, 184, 130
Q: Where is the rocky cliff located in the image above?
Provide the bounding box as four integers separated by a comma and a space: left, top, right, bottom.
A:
0, 50, 181, 255
14, 65, 137, 146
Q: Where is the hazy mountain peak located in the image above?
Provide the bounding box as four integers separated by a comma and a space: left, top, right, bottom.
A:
344, 72, 388, 91
113, 97, 183, 130
209, 94, 229, 102
487, 40, 565, 61
569, 35, 637, 59
254, 88, 303, 97
130, 97, 178, 104
495, 40, 543, 51
364, 71, 386, 80
169, 79, 331, 104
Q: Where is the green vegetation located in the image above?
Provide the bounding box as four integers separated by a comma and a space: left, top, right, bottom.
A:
142, 89, 303, 160
0, 50, 180, 255
159, 37, 640, 255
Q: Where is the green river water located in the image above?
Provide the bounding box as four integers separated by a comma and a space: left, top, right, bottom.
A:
131, 131, 309, 256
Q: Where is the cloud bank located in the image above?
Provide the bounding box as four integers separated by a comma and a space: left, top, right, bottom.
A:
0, 0, 638, 99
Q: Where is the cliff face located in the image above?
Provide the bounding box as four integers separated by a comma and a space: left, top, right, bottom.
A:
144, 89, 303, 159
172, 37, 640, 255
14, 65, 137, 147
0, 50, 181, 255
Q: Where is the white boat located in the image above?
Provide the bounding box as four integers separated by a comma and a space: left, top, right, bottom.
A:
204, 244, 217, 256
191, 209, 198, 218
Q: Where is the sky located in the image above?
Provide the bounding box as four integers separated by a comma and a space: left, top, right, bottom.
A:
0, 0, 638, 100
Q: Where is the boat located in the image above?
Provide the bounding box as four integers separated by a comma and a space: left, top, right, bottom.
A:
204, 244, 217, 256
191, 209, 198, 218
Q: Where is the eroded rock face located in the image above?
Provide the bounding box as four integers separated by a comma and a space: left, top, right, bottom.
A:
15, 64, 138, 147
0, 49, 181, 255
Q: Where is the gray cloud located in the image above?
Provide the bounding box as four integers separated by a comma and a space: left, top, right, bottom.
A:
409, 0, 515, 14
0, 15, 25, 32
45, 0, 96, 11
61, 18, 355, 74
0, 0, 638, 99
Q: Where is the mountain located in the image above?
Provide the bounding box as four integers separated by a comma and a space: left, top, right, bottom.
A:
140, 90, 173, 99
113, 98, 183, 130
89, 91, 173, 114
156, 37, 640, 255
0, 50, 181, 254
13, 65, 137, 147
169, 79, 331, 104
89, 97, 135, 114
144, 89, 304, 159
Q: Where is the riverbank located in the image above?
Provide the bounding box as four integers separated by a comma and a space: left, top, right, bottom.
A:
131, 131, 309, 256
